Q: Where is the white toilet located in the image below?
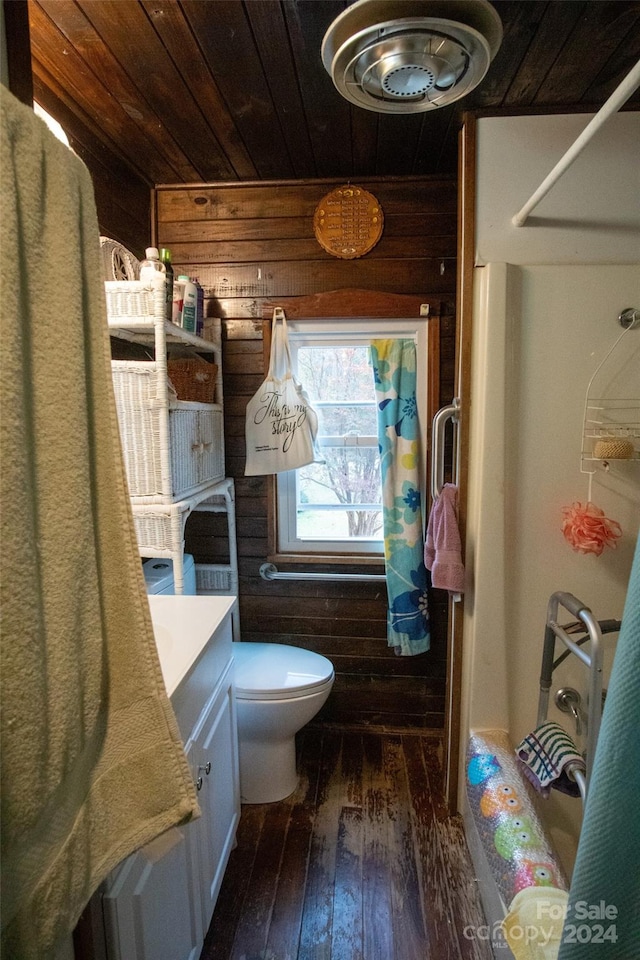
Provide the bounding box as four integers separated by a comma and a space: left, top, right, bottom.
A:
232, 641, 334, 803
142, 554, 196, 595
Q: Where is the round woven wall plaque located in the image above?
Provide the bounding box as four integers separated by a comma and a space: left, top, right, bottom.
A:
313, 185, 383, 259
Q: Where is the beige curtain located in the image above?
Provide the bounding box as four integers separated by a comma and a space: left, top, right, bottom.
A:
0, 86, 199, 960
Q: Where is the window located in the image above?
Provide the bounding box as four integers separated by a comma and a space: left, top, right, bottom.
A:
275, 318, 429, 557
33, 102, 71, 148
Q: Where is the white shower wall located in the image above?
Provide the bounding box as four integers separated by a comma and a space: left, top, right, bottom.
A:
460, 112, 640, 875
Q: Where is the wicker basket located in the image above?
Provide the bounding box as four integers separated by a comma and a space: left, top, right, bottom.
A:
168, 358, 218, 403
133, 511, 180, 554
105, 279, 164, 322
111, 361, 224, 500
195, 563, 236, 594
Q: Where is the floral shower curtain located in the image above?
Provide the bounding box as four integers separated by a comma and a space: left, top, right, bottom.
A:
370, 339, 430, 656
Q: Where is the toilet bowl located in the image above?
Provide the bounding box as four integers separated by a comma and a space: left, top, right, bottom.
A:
232, 641, 334, 803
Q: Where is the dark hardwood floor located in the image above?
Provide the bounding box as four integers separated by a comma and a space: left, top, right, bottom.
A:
201, 728, 491, 960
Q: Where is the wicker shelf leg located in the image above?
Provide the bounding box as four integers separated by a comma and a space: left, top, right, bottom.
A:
171, 507, 188, 594
193, 478, 240, 637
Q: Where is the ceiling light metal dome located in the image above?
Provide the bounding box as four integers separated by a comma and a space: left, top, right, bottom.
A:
322, 0, 503, 114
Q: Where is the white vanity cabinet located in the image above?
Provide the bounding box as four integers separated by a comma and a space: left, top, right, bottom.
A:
186, 668, 239, 932
99, 598, 240, 960
101, 825, 200, 960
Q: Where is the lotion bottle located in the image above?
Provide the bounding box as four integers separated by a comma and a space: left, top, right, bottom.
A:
177, 275, 197, 333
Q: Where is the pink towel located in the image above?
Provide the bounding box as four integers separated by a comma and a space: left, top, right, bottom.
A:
425, 483, 465, 593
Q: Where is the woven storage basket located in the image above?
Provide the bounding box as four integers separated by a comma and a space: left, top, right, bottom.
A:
105, 280, 163, 322
195, 563, 236, 593
168, 358, 218, 403
111, 361, 224, 500
133, 512, 179, 553
111, 363, 164, 496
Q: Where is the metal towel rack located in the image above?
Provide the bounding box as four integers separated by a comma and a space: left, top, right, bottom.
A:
260, 562, 386, 583
537, 591, 619, 802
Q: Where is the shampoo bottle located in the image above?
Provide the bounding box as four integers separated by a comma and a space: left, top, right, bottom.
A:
193, 277, 204, 337
177, 275, 197, 333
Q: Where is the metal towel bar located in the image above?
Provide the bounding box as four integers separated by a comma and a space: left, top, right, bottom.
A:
537, 591, 608, 800
260, 562, 385, 583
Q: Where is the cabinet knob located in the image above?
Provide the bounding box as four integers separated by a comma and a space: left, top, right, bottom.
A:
204, 761, 211, 776
196, 776, 203, 791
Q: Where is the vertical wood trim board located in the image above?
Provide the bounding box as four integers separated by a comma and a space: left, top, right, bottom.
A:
443, 118, 478, 809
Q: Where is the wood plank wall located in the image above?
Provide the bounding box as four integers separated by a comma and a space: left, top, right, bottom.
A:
155, 176, 457, 730
29, 79, 151, 255
4, 1, 151, 255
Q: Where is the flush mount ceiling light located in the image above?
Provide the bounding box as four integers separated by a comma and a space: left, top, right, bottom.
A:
321, 0, 503, 113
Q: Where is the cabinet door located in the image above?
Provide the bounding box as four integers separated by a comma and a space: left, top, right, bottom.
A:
102, 807, 201, 960
189, 678, 240, 932
196, 409, 224, 485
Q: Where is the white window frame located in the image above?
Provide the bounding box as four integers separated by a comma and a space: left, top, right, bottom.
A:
276, 317, 429, 558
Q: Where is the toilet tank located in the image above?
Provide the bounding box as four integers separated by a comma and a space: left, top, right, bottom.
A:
143, 554, 196, 595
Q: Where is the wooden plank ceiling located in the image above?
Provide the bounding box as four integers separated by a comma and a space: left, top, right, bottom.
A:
29, 0, 640, 186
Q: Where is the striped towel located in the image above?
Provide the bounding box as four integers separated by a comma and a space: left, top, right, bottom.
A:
516, 721, 586, 798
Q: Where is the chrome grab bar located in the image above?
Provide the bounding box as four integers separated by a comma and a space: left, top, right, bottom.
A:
570, 768, 587, 805
260, 562, 385, 583
430, 398, 460, 501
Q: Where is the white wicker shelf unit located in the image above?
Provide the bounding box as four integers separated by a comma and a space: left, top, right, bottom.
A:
106, 279, 225, 505
106, 279, 234, 594
193, 479, 239, 637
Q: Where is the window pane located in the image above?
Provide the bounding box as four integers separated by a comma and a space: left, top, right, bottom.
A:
298, 451, 381, 506
297, 346, 374, 402
317, 403, 378, 436
297, 448, 382, 541
293, 344, 383, 545
297, 507, 383, 541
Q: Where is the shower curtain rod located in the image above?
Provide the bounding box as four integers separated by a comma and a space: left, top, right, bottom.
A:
512, 58, 640, 227
260, 562, 386, 583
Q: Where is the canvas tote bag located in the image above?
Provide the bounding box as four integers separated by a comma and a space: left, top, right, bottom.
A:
245, 308, 320, 475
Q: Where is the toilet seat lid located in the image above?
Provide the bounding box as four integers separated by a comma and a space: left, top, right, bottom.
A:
232, 642, 334, 699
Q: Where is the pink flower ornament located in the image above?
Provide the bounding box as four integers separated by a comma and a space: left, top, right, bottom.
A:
561, 501, 622, 556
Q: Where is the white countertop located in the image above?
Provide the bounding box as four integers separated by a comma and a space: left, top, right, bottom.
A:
148, 595, 236, 697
